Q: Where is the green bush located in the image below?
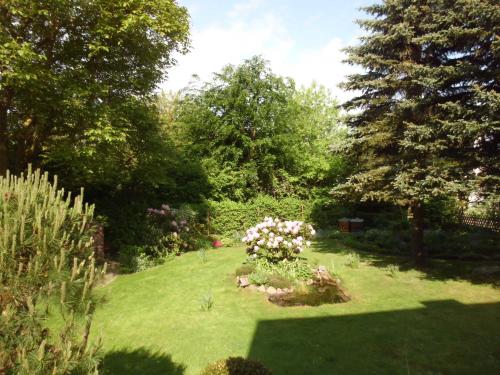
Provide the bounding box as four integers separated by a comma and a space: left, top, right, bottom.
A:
0, 168, 103, 374
200, 357, 272, 375
242, 217, 315, 261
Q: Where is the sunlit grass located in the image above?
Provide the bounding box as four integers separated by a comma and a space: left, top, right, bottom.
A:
92, 242, 500, 375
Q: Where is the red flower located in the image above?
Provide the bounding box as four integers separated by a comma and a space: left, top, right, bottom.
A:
212, 240, 223, 248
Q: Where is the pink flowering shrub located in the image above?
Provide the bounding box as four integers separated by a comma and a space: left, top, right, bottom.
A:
242, 217, 316, 261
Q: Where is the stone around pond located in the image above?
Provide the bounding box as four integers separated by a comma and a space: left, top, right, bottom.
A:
266, 286, 277, 295
258, 285, 266, 293
237, 276, 250, 287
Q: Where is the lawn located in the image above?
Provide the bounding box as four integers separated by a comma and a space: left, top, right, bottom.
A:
92, 241, 500, 375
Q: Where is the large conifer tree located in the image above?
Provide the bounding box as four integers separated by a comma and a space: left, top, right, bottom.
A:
339, 0, 499, 261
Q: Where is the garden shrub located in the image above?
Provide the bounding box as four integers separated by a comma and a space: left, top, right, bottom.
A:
241, 217, 315, 261
0, 168, 103, 374
119, 203, 212, 271
146, 203, 196, 255
200, 357, 272, 375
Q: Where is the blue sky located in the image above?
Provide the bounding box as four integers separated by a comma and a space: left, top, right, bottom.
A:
163, 0, 375, 102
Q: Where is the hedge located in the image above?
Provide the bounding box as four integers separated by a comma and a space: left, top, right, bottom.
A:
204, 196, 349, 237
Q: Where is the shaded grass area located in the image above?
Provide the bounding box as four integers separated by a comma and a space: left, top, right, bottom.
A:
100, 348, 185, 375
315, 237, 500, 285
249, 300, 500, 375
92, 241, 500, 375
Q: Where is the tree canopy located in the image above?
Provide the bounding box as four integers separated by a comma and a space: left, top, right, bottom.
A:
173, 56, 346, 201
0, 0, 190, 176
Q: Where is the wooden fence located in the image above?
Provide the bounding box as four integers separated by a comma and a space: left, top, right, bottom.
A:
460, 215, 500, 232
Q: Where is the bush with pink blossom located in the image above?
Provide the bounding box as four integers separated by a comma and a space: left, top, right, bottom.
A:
242, 217, 316, 261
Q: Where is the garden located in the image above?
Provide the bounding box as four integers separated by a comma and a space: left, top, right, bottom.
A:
1, 0, 499, 374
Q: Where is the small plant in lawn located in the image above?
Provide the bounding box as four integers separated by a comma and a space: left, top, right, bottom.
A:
387, 264, 400, 278
198, 247, 208, 263
242, 217, 315, 261
200, 291, 214, 311
345, 252, 361, 268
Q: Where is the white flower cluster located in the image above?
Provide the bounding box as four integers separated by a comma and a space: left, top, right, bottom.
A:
242, 217, 316, 260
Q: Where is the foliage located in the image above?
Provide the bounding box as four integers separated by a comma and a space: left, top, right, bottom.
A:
200, 291, 214, 312
0, 168, 104, 374
386, 265, 400, 278
207, 196, 312, 237
248, 270, 269, 286
246, 257, 313, 286
0, 0, 190, 175
200, 357, 272, 375
173, 56, 345, 201
117, 203, 210, 271
337, 0, 499, 259
465, 195, 500, 219
198, 247, 208, 263
242, 217, 315, 261
345, 253, 361, 269
0, 0, 200, 256
146, 204, 194, 255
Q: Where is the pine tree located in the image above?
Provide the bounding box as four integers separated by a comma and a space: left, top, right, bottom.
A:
338, 0, 499, 261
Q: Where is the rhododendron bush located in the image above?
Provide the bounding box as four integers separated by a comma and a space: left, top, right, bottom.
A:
242, 217, 316, 260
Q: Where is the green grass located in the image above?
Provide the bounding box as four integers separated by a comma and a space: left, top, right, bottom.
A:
92, 242, 500, 375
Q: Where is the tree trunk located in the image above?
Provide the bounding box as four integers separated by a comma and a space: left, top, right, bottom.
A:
408, 200, 425, 264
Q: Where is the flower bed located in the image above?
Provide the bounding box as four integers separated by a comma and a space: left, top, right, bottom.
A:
237, 217, 349, 306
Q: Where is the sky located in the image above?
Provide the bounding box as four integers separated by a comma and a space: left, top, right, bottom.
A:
161, 0, 375, 103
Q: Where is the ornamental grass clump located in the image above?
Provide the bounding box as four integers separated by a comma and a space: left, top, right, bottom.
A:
241, 217, 315, 261
0, 167, 104, 374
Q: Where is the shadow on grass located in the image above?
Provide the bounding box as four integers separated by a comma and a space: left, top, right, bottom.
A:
313, 238, 500, 286
100, 347, 186, 375
248, 300, 500, 375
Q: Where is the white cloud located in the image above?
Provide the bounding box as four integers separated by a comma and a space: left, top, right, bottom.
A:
161, 3, 358, 103
227, 0, 264, 18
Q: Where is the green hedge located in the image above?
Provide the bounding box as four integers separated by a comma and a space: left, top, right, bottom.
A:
205, 196, 349, 237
